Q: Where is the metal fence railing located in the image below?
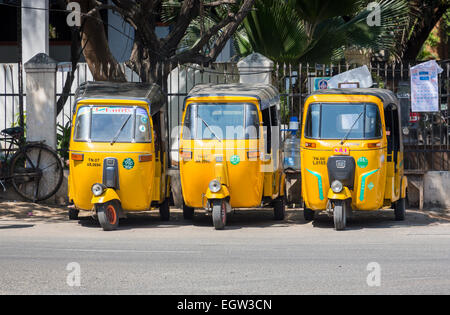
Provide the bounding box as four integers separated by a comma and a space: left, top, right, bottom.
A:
1, 60, 448, 171
274, 61, 450, 172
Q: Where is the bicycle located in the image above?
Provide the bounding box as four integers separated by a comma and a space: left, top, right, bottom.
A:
0, 127, 64, 202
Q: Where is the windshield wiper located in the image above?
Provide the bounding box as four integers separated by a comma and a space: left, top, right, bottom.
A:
110, 114, 132, 145
198, 115, 222, 142
340, 111, 364, 145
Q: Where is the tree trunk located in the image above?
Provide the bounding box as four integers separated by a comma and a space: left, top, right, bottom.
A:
401, 2, 449, 62
76, 0, 126, 82
127, 34, 175, 86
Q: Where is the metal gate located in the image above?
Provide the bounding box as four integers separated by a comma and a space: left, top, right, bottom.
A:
275, 61, 450, 172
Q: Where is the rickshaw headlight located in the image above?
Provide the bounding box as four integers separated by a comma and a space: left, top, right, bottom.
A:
331, 180, 343, 193
92, 183, 105, 197
209, 180, 222, 193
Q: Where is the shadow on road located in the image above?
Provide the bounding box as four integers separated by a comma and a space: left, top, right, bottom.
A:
77, 207, 448, 231
1, 200, 448, 231
0, 224, 34, 230
310, 209, 449, 231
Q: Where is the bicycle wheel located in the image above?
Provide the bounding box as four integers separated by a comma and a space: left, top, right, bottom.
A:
10, 143, 64, 202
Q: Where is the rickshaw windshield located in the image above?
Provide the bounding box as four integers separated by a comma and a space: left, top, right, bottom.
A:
73, 105, 152, 143
182, 103, 260, 140
304, 103, 382, 140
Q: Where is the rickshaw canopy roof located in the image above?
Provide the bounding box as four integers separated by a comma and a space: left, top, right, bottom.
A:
187, 83, 280, 110
309, 88, 399, 108
74, 81, 165, 116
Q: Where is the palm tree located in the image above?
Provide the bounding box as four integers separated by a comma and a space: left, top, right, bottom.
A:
234, 0, 410, 64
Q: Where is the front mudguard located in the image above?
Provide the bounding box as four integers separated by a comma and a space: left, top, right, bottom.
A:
91, 188, 121, 205
205, 185, 230, 201
327, 187, 352, 201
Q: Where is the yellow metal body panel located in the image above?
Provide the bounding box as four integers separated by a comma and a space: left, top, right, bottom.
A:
327, 186, 352, 200
68, 99, 164, 212
91, 188, 120, 205
205, 185, 231, 201
301, 94, 405, 211
179, 97, 283, 209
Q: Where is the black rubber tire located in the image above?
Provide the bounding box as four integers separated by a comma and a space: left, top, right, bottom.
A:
394, 198, 406, 221
304, 208, 315, 221
97, 200, 120, 231
68, 208, 79, 220
212, 199, 227, 230
10, 143, 64, 202
273, 197, 286, 220
159, 199, 170, 221
183, 203, 195, 220
333, 200, 347, 231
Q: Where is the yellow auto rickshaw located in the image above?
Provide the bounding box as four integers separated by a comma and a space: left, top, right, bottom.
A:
179, 84, 286, 230
300, 88, 408, 230
68, 82, 171, 231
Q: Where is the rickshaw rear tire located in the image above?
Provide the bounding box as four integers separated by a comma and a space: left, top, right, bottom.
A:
97, 201, 120, 231
69, 208, 79, 220
159, 199, 170, 221
212, 199, 227, 230
304, 208, 315, 221
394, 198, 406, 221
333, 200, 347, 231
273, 197, 286, 220
183, 204, 195, 220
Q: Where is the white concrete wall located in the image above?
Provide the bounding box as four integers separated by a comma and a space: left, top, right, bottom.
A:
22, 0, 49, 64
0, 64, 21, 132
423, 171, 450, 210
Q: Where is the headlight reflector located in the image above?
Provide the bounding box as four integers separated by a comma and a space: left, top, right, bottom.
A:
209, 180, 221, 193
331, 180, 343, 193
92, 183, 105, 197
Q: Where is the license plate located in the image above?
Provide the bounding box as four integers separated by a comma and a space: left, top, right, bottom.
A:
333, 147, 350, 155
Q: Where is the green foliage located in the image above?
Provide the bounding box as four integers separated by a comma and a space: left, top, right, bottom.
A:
57, 119, 71, 164
11, 111, 26, 129
234, 0, 410, 64
417, 7, 450, 61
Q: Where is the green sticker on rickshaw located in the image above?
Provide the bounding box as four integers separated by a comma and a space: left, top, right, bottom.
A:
230, 155, 240, 165
123, 158, 135, 170
357, 157, 369, 169
368, 182, 374, 191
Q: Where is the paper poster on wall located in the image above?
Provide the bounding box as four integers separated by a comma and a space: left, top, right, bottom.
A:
410, 60, 443, 112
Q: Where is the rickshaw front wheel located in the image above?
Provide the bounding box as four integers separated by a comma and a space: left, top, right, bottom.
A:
394, 198, 406, 221
97, 201, 120, 231
212, 199, 227, 230
333, 200, 347, 231
159, 199, 170, 221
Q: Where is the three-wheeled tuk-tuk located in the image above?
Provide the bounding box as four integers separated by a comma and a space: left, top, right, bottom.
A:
301, 88, 408, 230
179, 84, 286, 230
68, 82, 171, 231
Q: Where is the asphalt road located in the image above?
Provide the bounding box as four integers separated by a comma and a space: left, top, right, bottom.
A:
0, 204, 449, 295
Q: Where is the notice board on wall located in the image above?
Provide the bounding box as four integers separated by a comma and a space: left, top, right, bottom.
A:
410, 60, 443, 112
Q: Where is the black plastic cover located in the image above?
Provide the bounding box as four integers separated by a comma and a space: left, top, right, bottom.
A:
327, 156, 356, 189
